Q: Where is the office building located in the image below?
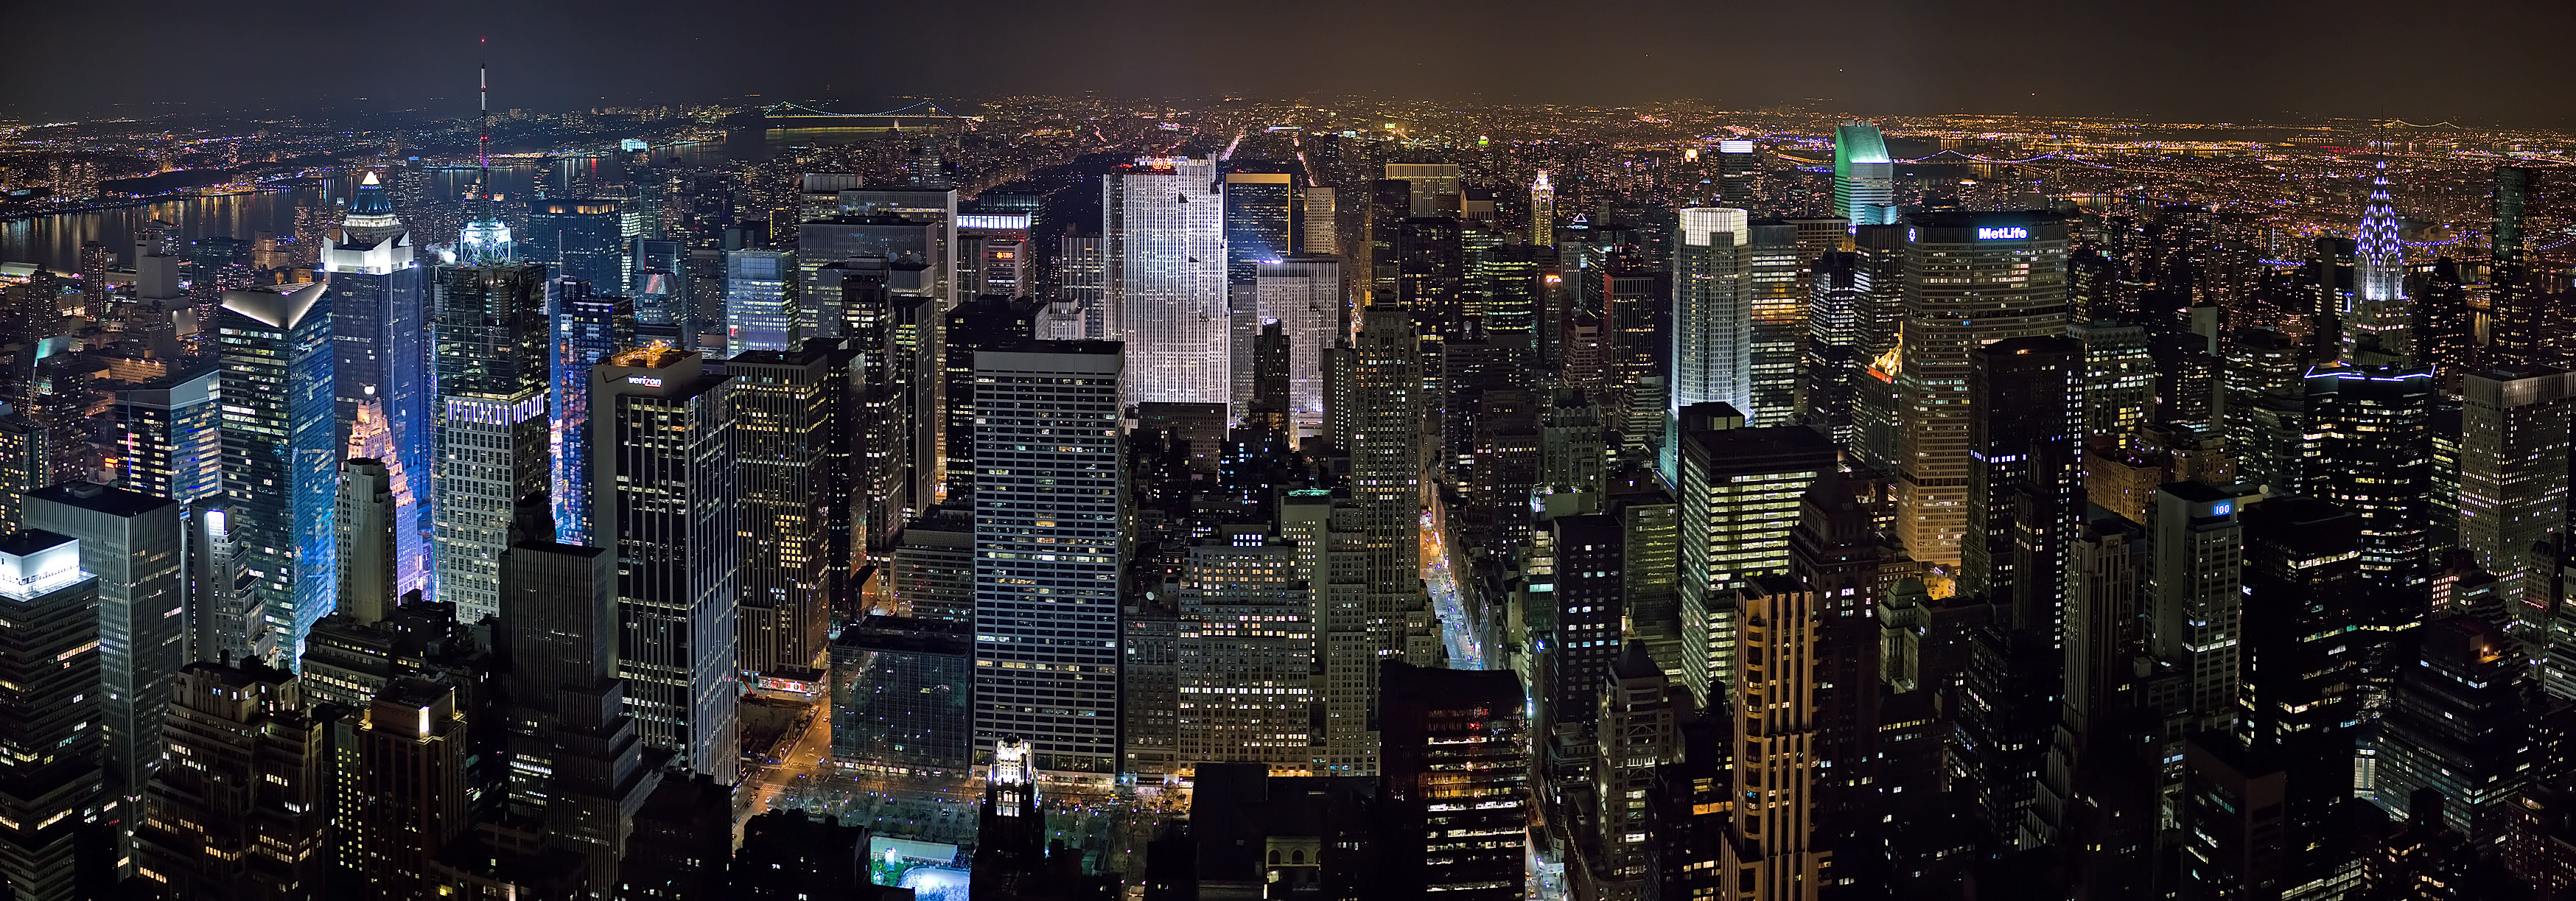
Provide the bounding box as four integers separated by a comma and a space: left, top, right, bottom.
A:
1718, 577, 1827, 900
726, 248, 799, 354
2459, 366, 2576, 624
1895, 211, 2071, 567
2491, 167, 2538, 364
587, 346, 741, 788
319, 173, 431, 583
1846, 224, 1909, 471
522, 199, 629, 296
2147, 482, 2245, 737
1107, 156, 1228, 408
432, 261, 551, 624
1715, 139, 1760, 208
2373, 616, 2529, 845
549, 278, 634, 546
24, 483, 182, 871
1676, 418, 1835, 707
217, 283, 336, 664
1226, 170, 1296, 415
1379, 662, 1527, 900
496, 514, 659, 894
353, 677, 472, 900
971, 342, 1123, 774
111, 368, 221, 505
1833, 123, 1898, 226
130, 660, 331, 900
1960, 334, 2085, 620
943, 296, 1041, 498
0, 531, 102, 901
1671, 208, 1753, 430
2305, 363, 2433, 590
1529, 171, 1555, 246
829, 615, 971, 777
1746, 219, 1806, 423
1805, 251, 1864, 445
2346, 163, 2410, 362
1255, 256, 1342, 438
1176, 534, 1315, 773
728, 340, 857, 676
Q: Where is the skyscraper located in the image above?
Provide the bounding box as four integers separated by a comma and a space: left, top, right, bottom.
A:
2305, 363, 2434, 590
1719, 576, 1827, 900
1833, 122, 1898, 227
725, 248, 799, 355
548, 278, 634, 546
1225, 170, 1296, 417
2459, 365, 2575, 625
1175, 532, 1315, 773
2490, 167, 2538, 365
22, 483, 181, 872
727, 340, 857, 676
1107, 156, 1228, 409
1746, 219, 1806, 423
2346, 162, 2410, 362
352, 678, 470, 899
1716, 139, 1760, 209
1528, 171, 1555, 247
1255, 256, 1342, 438
216, 282, 336, 663
2148, 481, 2245, 737
1895, 211, 2071, 567
318, 173, 430, 549
1379, 662, 1527, 900
132, 660, 331, 900
971, 341, 1124, 775
431, 260, 550, 623
1671, 208, 1753, 430
1960, 334, 2086, 620
592, 346, 740, 783
1676, 418, 1835, 707
111, 368, 220, 504
0, 530, 103, 901
522, 199, 629, 295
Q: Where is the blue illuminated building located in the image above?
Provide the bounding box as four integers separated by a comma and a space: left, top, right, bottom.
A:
321, 170, 433, 599
525, 200, 630, 297
550, 277, 634, 546
216, 282, 337, 665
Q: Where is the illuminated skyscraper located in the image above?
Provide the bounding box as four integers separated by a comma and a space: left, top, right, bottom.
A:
1895, 212, 2071, 567
0, 530, 104, 901
2459, 366, 2576, 625
2347, 162, 2410, 362
1833, 122, 1898, 226
1107, 156, 1228, 408
1718, 577, 1827, 900
1746, 219, 1805, 422
1175, 531, 1315, 772
522, 199, 629, 295
1255, 256, 1341, 438
1676, 419, 1835, 707
970, 342, 1124, 774
2305, 363, 2433, 590
2148, 482, 2245, 737
592, 347, 740, 783
727, 340, 856, 676
431, 261, 550, 623
547, 278, 634, 545
2490, 167, 2538, 365
1715, 139, 1760, 208
1528, 171, 1555, 247
1671, 208, 1752, 430
216, 283, 336, 664
111, 368, 220, 504
1225, 169, 1296, 418
725, 248, 799, 355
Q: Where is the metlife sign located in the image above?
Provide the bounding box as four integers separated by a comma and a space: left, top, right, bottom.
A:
1976, 226, 2030, 240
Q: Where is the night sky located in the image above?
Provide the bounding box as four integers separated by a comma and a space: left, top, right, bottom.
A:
10, 0, 2572, 127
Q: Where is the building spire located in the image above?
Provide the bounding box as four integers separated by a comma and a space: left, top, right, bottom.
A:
455, 45, 514, 266
2345, 160, 2411, 361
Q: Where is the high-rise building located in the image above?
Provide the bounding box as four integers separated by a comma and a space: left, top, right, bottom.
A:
1107, 156, 1228, 408
110, 367, 220, 504
1833, 123, 1898, 226
1671, 208, 1753, 431
1960, 334, 2086, 620
2147, 481, 2245, 737
727, 340, 857, 676
23, 483, 181, 871
2305, 363, 2434, 590
1895, 211, 2071, 567
2459, 365, 2576, 625
943, 296, 1041, 499
1719, 576, 1827, 900
971, 342, 1124, 774
131, 660, 331, 900
1175, 531, 1315, 773
548, 278, 634, 546
1746, 219, 1807, 423
1379, 662, 1527, 900
829, 615, 970, 777
352, 677, 471, 900
2346, 163, 2410, 362
1676, 418, 1835, 707
496, 511, 659, 894
431, 261, 551, 624
2490, 167, 2538, 365
1715, 140, 1760, 208
1528, 171, 1555, 247
318, 174, 431, 567
1846, 224, 1909, 471
0, 530, 104, 901
2373, 616, 2529, 845
1255, 256, 1341, 438
1225, 170, 1296, 417
1547, 513, 1625, 726
592, 346, 739, 784
2072, 320, 2155, 445
522, 199, 629, 296
1383, 163, 1463, 217
725, 248, 799, 355
216, 283, 336, 663
1806, 251, 1864, 445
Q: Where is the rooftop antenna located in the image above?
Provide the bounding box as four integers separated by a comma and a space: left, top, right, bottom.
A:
477, 41, 491, 211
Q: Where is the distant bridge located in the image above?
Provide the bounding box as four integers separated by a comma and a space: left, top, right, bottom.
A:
744, 99, 979, 131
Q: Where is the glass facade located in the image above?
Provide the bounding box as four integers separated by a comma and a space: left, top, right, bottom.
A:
217, 283, 337, 665
724, 249, 799, 354
830, 617, 970, 777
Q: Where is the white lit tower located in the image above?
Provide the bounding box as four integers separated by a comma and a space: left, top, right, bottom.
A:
2345, 161, 2409, 362
1529, 171, 1555, 247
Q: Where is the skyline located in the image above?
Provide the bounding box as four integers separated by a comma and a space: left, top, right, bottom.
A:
6, 0, 2576, 128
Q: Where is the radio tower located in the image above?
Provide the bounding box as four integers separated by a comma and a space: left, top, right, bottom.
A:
455, 45, 514, 265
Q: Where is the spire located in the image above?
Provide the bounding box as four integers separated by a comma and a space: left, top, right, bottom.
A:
2355, 161, 2405, 304
455, 48, 514, 267
360, 170, 380, 186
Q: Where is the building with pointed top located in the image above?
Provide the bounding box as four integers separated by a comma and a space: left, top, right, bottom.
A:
217, 283, 336, 665
2347, 162, 2410, 361
322, 170, 432, 601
